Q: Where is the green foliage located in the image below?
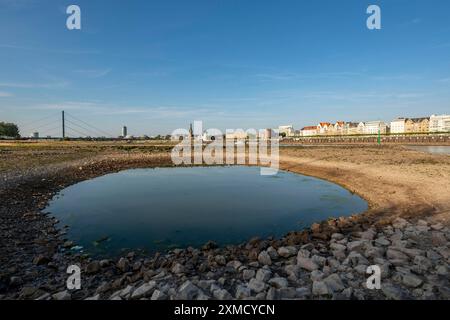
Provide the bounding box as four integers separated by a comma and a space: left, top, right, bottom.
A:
0, 122, 20, 137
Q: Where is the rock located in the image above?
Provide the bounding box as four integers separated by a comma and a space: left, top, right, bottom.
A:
227, 260, 242, 270
215, 255, 226, 265
279, 287, 297, 299
177, 281, 203, 300
119, 285, 135, 298
392, 218, 408, 229
358, 229, 376, 240
99, 259, 110, 267
346, 241, 364, 252
413, 256, 432, 273
382, 283, 409, 300
255, 268, 272, 282
295, 287, 311, 299
171, 263, 185, 274
268, 277, 288, 289
277, 246, 298, 258
375, 237, 390, 246
330, 243, 346, 251
258, 251, 272, 266
52, 290, 71, 300
431, 232, 447, 246
86, 261, 101, 274
266, 287, 278, 300
213, 289, 232, 300
331, 233, 344, 240
33, 255, 50, 265
132, 261, 142, 271
242, 269, 255, 281
131, 281, 156, 299
235, 285, 251, 299
312, 281, 329, 296
297, 248, 311, 258
386, 249, 408, 261
85, 294, 100, 300
266, 246, 279, 260
402, 274, 423, 288
431, 223, 444, 231
436, 265, 448, 276
116, 258, 129, 273
297, 256, 319, 271
9, 276, 22, 287
311, 255, 326, 267
151, 290, 168, 300
323, 274, 345, 292
248, 278, 267, 293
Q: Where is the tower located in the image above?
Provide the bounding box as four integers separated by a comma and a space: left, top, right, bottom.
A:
122, 126, 127, 137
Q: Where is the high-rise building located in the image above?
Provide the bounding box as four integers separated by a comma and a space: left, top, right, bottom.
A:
122, 126, 127, 137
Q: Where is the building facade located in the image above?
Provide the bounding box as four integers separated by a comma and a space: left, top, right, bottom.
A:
364, 121, 388, 134
429, 115, 450, 132
301, 126, 318, 136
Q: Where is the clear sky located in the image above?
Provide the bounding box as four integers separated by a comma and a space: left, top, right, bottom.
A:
1, 0, 449, 137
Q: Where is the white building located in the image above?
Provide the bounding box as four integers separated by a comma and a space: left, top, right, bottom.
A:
301, 126, 318, 136
364, 121, 388, 134
390, 118, 406, 134
429, 114, 450, 132
278, 125, 295, 137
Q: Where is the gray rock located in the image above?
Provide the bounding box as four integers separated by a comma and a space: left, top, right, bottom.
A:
119, 285, 135, 299
235, 285, 251, 299
116, 258, 129, 273
151, 290, 168, 300
330, 243, 346, 251
402, 274, 423, 288
213, 289, 232, 300
243, 269, 256, 281
375, 237, 390, 246
258, 251, 272, 266
347, 241, 364, 252
436, 265, 448, 276
52, 290, 71, 300
331, 233, 344, 240
85, 294, 100, 300
277, 246, 298, 258
297, 256, 319, 271
312, 281, 329, 296
131, 281, 156, 299
386, 248, 408, 261
171, 263, 185, 274
177, 281, 203, 300
268, 277, 288, 289
382, 283, 409, 300
227, 260, 242, 269
248, 278, 267, 293
266, 246, 279, 260
215, 255, 226, 265
255, 268, 272, 282
324, 273, 345, 292
266, 287, 279, 300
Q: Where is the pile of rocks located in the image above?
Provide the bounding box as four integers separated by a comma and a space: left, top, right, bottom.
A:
26, 216, 449, 301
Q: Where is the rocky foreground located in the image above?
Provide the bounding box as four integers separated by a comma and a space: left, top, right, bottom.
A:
7, 214, 449, 300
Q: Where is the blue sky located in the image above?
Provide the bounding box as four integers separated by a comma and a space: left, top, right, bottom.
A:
0, 0, 449, 137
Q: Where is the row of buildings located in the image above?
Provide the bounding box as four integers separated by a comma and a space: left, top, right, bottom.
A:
279, 114, 450, 137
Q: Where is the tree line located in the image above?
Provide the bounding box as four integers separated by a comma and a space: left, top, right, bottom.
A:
0, 122, 20, 137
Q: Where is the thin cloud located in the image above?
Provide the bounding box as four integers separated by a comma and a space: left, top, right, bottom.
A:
74, 69, 112, 78
0, 91, 13, 97
0, 81, 69, 88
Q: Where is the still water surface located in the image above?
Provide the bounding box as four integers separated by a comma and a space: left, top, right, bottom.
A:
45, 166, 367, 256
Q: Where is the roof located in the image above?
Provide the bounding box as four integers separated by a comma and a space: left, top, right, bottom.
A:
301, 126, 317, 130
408, 117, 429, 123
318, 122, 331, 127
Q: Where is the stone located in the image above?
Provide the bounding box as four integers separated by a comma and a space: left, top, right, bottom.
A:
213, 289, 232, 300
312, 281, 329, 296
295, 287, 311, 298
9, 276, 22, 287
331, 233, 344, 240
375, 237, 390, 246
131, 281, 156, 299
324, 274, 345, 292
151, 290, 168, 300
330, 243, 346, 251
297, 256, 319, 271
248, 278, 267, 293
63, 241, 74, 248
413, 256, 432, 273
297, 249, 311, 258
311, 255, 327, 267
33, 255, 50, 265
235, 285, 251, 299
99, 259, 110, 267
386, 249, 408, 261
52, 290, 71, 300
266, 246, 279, 260
258, 251, 272, 266
266, 287, 278, 300
346, 241, 364, 252
277, 246, 298, 258
85, 294, 100, 300
119, 285, 135, 298
358, 229, 376, 240
268, 277, 288, 289
255, 268, 272, 282
177, 281, 203, 300
242, 269, 255, 281
382, 283, 409, 300
431, 232, 447, 246
215, 255, 226, 265
171, 263, 185, 274
202, 240, 218, 250
226, 260, 242, 269
116, 258, 129, 273
402, 274, 423, 288
86, 261, 101, 274
436, 265, 448, 276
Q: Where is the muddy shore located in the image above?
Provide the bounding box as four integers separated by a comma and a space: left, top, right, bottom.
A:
0, 143, 449, 300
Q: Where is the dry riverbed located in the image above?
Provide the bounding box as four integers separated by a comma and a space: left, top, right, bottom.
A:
0, 142, 449, 300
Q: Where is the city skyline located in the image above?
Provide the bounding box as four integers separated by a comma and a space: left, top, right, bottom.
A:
1, 0, 450, 136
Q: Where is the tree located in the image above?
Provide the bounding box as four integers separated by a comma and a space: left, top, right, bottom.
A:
0, 122, 20, 137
